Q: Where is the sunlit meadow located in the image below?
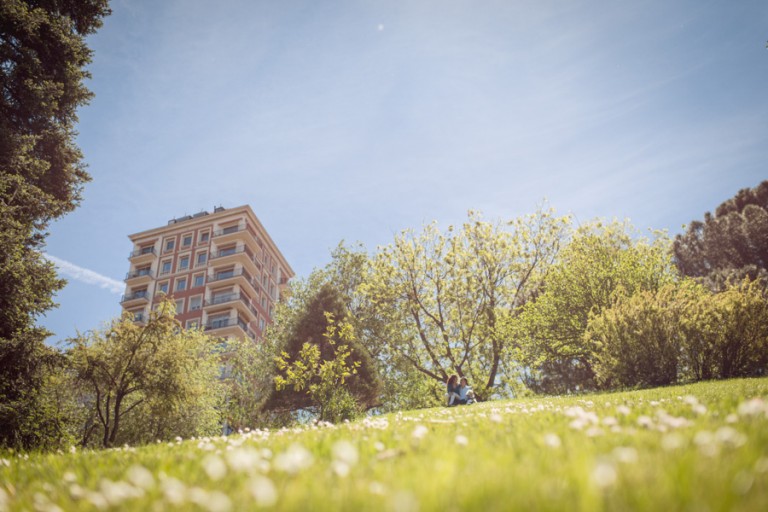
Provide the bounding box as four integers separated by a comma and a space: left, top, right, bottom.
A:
2, 378, 768, 511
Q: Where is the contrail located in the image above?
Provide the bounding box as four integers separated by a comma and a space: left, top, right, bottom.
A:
43, 254, 124, 295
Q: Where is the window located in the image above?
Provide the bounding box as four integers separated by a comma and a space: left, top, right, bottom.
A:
222, 225, 239, 235
218, 245, 237, 257
182, 234, 193, 247
157, 281, 169, 294
259, 318, 265, 331
174, 299, 184, 314
179, 255, 190, 271
193, 274, 205, 288
186, 319, 200, 329
196, 252, 207, 267
160, 260, 172, 275
140, 246, 154, 255
176, 278, 187, 292
164, 238, 175, 253
189, 296, 202, 311
208, 313, 229, 329
261, 296, 266, 309
199, 231, 210, 243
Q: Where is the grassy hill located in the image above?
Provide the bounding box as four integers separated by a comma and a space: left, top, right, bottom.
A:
2, 378, 768, 511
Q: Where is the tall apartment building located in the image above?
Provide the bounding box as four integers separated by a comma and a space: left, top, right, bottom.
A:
121, 205, 294, 341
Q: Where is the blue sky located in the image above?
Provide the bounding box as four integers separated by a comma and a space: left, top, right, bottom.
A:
41, 0, 768, 343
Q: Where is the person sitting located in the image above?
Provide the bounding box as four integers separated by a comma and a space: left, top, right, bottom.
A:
446, 375, 461, 406
457, 377, 475, 405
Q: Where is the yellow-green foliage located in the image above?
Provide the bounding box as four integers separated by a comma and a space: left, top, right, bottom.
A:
2, 378, 768, 511
275, 313, 361, 422
69, 298, 224, 448
588, 279, 768, 388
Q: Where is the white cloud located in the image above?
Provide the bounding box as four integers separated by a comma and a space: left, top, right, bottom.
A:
44, 254, 124, 295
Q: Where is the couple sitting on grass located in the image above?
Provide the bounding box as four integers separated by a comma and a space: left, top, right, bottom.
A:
446, 375, 475, 406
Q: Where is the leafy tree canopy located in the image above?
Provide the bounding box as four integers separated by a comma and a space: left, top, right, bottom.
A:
516, 220, 676, 394
265, 285, 381, 418
0, 0, 110, 450
673, 180, 768, 286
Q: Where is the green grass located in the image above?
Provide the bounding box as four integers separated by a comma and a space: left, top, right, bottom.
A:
3, 378, 768, 511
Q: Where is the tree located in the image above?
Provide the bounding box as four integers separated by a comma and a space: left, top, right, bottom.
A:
275, 313, 363, 423
264, 285, 381, 420
0, 0, 111, 449
220, 335, 282, 431
673, 180, 768, 286
587, 281, 704, 389
516, 220, 676, 393
363, 208, 570, 400
69, 299, 223, 447
693, 279, 768, 379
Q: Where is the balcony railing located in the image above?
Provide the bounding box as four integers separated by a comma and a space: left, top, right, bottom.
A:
205, 317, 248, 332
206, 292, 241, 307
213, 225, 244, 237
126, 268, 154, 280
208, 268, 255, 284
121, 291, 149, 303
129, 247, 156, 258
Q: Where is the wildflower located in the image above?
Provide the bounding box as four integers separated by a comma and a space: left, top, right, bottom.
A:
99, 479, 143, 505
636, 416, 653, 429
613, 447, 638, 464
592, 461, 617, 489
86, 491, 109, 510
374, 441, 385, 452
203, 455, 228, 480
161, 477, 187, 505
543, 433, 561, 448
126, 465, 155, 490
226, 447, 261, 473
331, 440, 359, 477
661, 433, 684, 451
691, 404, 707, 415
455, 435, 469, 446
715, 427, 746, 447
205, 491, 232, 512
683, 395, 699, 406
412, 425, 429, 440
738, 398, 766, 417
585, 427, 604, 437
333, 440, 359, 466
490, 413, 503, 423
726, 414, 738, 424
248, 476, 278, 507
694, 431, 719, 458
274, 444, 314, 474
616, 405, 631, 416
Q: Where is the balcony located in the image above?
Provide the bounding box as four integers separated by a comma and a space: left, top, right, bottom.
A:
125, 268, 154, 285
209, 246, 260, 274
212, 225, 246, 245
204, 317, 249, 339
121, 290, 150, 306
203, 292, 258, 319
128, 246, 156, 264
207, 268, 259, 297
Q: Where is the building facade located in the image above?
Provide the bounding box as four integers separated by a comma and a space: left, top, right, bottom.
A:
121, 205, 294, 341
